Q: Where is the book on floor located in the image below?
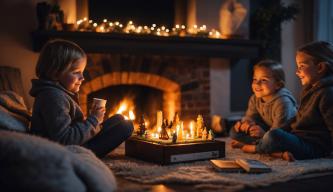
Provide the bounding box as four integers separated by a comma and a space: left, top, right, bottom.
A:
235, 159, 272, 173
210, 158, 272, 173
210, 159, 245, 173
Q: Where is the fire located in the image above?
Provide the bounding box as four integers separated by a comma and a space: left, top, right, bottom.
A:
109, 98, 135, 120
129, 110, 135, 120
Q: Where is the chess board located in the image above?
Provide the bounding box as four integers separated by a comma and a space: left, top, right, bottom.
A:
125, 137, 225, 165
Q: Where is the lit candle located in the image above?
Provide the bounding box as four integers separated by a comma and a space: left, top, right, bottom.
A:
156, 111, 163, 132
176, 125, 180, 137
186, 133, 189, 140
178, 121, 184, 140
190, 121, 194, 138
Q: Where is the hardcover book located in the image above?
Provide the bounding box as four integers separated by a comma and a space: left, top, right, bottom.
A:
210, 159, 244, 172
210, 158, 272, 173
235, 159, 272, 173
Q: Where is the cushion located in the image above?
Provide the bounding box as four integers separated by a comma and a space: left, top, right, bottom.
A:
0, 91, 30, 132
0, 130, 117, 192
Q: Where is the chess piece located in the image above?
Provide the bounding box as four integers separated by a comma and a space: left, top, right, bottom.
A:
208, 129, 215, 140
137, 115, 146, 136
172, 132, 177, 143
173, 112, 180, 127
159, 121, 169, 140
202, 127, 208, 140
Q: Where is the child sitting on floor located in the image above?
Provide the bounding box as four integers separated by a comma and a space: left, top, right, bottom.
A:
230, 60, 297, 147
30, 39, 133, 158
240, 41, 333, 161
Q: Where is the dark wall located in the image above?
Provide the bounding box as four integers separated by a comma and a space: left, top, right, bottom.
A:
88, 0, 175, 27
230, 59, 252, 112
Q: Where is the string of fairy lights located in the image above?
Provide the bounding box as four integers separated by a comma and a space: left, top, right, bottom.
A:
76, 18, 223, 39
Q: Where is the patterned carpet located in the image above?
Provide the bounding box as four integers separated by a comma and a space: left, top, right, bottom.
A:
103, 138, 333, 191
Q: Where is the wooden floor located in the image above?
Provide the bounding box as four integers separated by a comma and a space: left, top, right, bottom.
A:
116, 173, 333, 192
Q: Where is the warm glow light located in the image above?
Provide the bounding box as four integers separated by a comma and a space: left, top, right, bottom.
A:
110, 98, 135, 120
129, 110, 135, 120
74, 18, 224, 39
190, 121, 195, 138
116, 103, 127, 114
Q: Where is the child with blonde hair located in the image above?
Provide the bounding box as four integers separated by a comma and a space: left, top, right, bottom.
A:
30, 39, 133, 158
241, 41, 333, 161
230, 60, 297, 147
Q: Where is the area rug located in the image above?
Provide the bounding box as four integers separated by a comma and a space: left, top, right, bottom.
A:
103, 138, 333, 191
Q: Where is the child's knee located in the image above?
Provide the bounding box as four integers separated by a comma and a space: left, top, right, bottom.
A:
110, 114, 125, 121
120, 120, 134, 138
264, 129, 284, 141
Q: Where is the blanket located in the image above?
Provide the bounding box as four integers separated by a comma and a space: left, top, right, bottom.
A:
104, 138, 333, 191
0, 130, 117, 192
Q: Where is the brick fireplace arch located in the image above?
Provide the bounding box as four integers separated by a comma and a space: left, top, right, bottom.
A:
79, 72, 181, 120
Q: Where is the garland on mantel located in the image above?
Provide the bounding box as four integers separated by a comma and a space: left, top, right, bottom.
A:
75, 18, 224, 39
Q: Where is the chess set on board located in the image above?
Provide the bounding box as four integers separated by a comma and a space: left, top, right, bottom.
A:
125, 111, 225, 165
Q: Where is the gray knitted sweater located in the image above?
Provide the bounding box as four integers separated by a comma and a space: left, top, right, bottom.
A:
30, 79, 99, 145
244, 88, 297, 131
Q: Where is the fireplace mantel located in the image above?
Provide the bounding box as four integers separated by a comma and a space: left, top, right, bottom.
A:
31, 30, 262, 58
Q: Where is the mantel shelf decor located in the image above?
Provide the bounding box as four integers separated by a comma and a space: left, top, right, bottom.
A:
31, 30, 262, 58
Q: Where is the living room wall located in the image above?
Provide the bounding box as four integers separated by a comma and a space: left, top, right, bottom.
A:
0, 0, 45, 108
0, 0, 308, 113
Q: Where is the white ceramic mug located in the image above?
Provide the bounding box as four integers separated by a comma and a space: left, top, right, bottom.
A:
92, 98, 107, 108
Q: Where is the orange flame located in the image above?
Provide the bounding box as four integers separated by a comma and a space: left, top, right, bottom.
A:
109, 98, 135, 120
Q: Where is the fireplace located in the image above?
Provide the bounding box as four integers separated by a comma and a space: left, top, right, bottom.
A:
80, 53, 210, 127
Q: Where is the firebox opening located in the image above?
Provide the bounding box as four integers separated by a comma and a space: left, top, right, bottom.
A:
88, 85, 163, 128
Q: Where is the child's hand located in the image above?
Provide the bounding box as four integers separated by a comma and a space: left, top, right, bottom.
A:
249, 125, 265, 138
234, 121, 242, 132
239, 120, 254, 133
90, 106, 106, 124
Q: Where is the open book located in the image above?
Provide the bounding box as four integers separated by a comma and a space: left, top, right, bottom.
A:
210, 159, 272, 173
